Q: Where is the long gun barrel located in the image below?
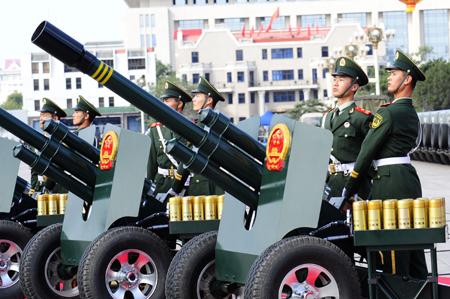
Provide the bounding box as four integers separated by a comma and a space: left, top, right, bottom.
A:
31, 21, 263, 191
13, 145, 93, 202
0, 107, 96, 187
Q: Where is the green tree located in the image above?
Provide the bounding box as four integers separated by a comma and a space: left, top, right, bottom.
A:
288, 99, 327, 120
414, 59, 450, 111
1, 91, 23, 110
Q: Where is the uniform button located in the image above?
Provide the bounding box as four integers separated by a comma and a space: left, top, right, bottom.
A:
344, 134, 348, 138
195, 179, 200, 183
331, 147, 333, 151
377, 175, 381, 179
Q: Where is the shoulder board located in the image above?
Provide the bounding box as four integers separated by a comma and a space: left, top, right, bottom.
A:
150, 122, 161, 127
380, 103, 391, 107
355, 106, 372, 115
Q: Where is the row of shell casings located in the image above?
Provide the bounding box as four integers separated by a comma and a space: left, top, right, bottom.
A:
353, 197, 446, 231
169, 195, 224, 221
37, 193, 68, 216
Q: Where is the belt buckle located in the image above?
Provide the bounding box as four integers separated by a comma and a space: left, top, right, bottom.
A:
328, 164, 336, 174
169, 167, 175, 178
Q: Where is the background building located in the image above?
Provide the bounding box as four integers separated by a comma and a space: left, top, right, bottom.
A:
0, 59, 22, 104
21, 41, 156, 132
123, 0, 450, 119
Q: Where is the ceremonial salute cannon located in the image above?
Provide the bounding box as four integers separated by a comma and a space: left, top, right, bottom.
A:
31, 21, 449, 299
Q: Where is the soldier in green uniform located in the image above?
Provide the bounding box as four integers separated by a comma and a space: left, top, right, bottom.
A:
323, 57, 373, 202
171, 76, 225, 197
147, 81, 192, 197
344, 50, 427, 279
72, 95, 102, 146
30, 98, 67, 193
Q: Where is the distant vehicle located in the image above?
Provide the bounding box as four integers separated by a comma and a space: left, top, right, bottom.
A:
299, 112, 324, 127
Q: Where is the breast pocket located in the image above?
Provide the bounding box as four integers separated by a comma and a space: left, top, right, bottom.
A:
337, 125, 356, 139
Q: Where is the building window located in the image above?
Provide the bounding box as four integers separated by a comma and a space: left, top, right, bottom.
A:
239, 117, 246, 121
99, 97, 105, 108
323, 89, 328, 98
383, 11, 408, 61
237, 71, 245, 82
322, 68, 328, 78
130, 75, 136, 81
249, 71, 255, 86
193, 73, 200, 84
32, 63, 39, 74
366, 44, 373, 55
64, 64, 78, 73
76, 77, 82, 89
227, 93, 233, 104
262, 49, 267, 60
67, 98, 72, 109
33, 79, 39, 91
230, 117, 234, 123
205, 72, 210, 81
301, 14, 327, 27
321, 46, 329, 57
34, 100, 40, 111
339, 12, 368, 27
236, 49, 243, 61
238, 93, 245, 104
299, 90, 305, 101
250, 92, 256, 104
43, 79, 50, 90
311, 89, 318, 99
191, 52, 199, 63
173, 0, 187, 5
128, 58, 146, 70
66, 78, 72, 89
177, 19, 204, 29
423, 9, 449, 60
264, 92, 270, 103
272, 70, 294, 81
218, 17, 246, 31
42, 62, 50, 73
227, 72, 232, 83
98, 82, 103, 88
182, 74, 187, 82
312, 68, 318, 84
259, 16, 286, 30
271, 48, 293, 59
273, 91, 295, 102
102, 59, 114, 68
109, 97, 115, 107
263, 71, 269, 81
298, 69, 304, 80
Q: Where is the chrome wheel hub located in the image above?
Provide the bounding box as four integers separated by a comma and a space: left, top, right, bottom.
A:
105, 249, 157, 299
44, 247, 79, 297
0, 240, 22, 289
278, 263, 339, 299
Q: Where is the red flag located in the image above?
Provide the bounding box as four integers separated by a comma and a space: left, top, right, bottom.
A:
257, 23, 264, 36
241, 23, 246, 37
296, 25, 301, 36
307, 25, 311, 38
288, 24, 293, 36
250, 26, 255, 37
265, 7, 280, 32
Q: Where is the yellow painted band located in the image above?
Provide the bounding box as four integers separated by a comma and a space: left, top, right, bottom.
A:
100, 67, 114, 85
91, 62, 104, 79
96, 64, 109, 82
391, 250, 396, 274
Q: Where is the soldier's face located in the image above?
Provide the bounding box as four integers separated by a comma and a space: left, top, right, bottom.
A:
387, 69, 408, 94
72, 110, 88, 127
192, 93, 208, 111
163, 97, 180, 110
332, 76, 354, 97
39, 112, 55, 129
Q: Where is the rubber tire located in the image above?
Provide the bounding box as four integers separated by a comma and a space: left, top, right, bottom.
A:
78, 226, 171, 299
0, 220, 32, 299
20, 223, 79, 299
244, 236, 362, 299
166, 231, 225, 299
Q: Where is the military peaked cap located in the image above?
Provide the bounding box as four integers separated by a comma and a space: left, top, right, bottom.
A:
386, 50, 426, 81
74, 95, 102, 117
332, 57, 369, 86
40, 98, 67, 118
161, 81, 192, 103
192, 76, 225, 102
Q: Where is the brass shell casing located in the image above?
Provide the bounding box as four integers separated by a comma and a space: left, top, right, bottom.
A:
193, 196, 205, 221
58, 193, 68, 214
352, 201, 367, 231
368, 200, 382, 230
169, 196, 182, 222
397, 199, 412, 229
47, 194, 59, 215
37, 194, 48, 216
181, 196, 193, 221
217, 195, 224, 220
413, 198, 427, 228
383, 199, 397, 230
204, 195, 217, 220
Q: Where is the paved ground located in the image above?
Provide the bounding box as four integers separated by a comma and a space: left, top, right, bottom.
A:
18, 160, 450, 275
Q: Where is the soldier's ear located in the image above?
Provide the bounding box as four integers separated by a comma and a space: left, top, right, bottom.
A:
206, 97, 214, 107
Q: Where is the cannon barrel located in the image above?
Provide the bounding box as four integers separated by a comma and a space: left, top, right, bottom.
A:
0, 108, 96, 187
166, 140, 258, 209
31, 21, 262, 191
13, 145, 93, 202
199, 108, 266, 163
43, 119, 99, 163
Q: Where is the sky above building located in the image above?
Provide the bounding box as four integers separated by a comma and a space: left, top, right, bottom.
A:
0, 0, 127, 64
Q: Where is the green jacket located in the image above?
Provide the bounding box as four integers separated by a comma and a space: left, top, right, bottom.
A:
346, 98, 422, 199
323, 102, 373, 199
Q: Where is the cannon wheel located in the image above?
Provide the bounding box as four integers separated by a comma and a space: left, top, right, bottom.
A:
244, 236, 361, 299
166, 231, 241, 298
0, 220, 32, 299
20, 223, 79, 299
78, 226, 171, 299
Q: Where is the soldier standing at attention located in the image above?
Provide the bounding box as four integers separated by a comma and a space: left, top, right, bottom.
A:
323, 57, 373, 203
344, 50, 427, 279
30, 98, 67, 193
170, 76, 225, 197
147, 81, 192, 196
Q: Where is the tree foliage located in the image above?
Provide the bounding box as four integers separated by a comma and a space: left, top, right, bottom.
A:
1, 91, 23, 110
288, 99, 328, 120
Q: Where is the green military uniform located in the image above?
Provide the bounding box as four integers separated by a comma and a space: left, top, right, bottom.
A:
345, 50, 427, 279
31, 98, 67, 193
74, 95, 102, 148
173, 77, 225, 196
323, 57, 373, 199
147, 81, 192, 194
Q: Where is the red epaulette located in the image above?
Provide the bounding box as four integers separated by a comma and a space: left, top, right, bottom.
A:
380, 103, 391, 107
150, 122, 161, 127
355, 106, 372, 115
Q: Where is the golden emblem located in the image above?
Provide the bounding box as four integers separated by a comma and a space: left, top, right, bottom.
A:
265, 124, 291, 171
395, 51, 399, 60
339, 58, 346, 66
371, 113, 383, 129
99, 131, 119, 170
165, 82, 169, 89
